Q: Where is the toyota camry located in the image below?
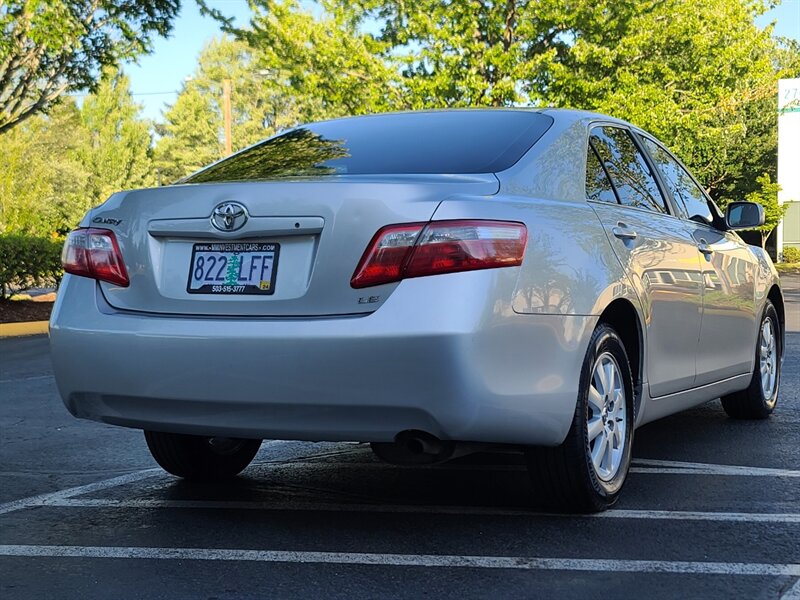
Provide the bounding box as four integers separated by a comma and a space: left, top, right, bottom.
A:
49, 109, 785, 512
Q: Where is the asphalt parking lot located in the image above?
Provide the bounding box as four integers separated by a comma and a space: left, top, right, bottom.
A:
1, 283, 798, 599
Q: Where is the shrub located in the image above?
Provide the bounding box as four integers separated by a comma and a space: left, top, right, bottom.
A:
782, 246, 800, 264
0, 234, 64, 300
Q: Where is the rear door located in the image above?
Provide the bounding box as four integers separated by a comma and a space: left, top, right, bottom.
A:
587, 125, 704, 397
639, 136, 758, 384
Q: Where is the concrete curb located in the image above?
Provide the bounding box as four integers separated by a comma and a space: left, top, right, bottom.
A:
0, 321, 49, 338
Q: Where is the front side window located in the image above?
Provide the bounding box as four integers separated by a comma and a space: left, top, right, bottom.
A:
590, 126, 668, 214
641, 137, 713, 225
586, 146, 618, 204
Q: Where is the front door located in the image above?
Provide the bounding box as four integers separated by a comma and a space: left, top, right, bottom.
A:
639, 136, 758, 386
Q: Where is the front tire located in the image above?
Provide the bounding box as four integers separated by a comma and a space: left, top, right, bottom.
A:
526, 323, 635, 513
144, 431, 262, 480
721, 301, 781, 420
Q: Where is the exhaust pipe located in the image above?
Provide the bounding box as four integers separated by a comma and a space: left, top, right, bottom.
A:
370, 431, 489, 465
404, 433, 443, 456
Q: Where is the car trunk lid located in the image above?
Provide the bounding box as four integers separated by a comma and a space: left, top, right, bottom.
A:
94, 174, 499, 317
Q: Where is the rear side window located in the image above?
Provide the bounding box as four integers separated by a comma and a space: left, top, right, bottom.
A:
590, 126, 668, 214
182, 111, 554, 183
641, 137, 714, 225
585, 146, 618, 204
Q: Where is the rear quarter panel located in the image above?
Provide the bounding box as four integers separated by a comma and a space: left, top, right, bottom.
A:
433, 195, 638, 318
432, 195, 645, 431
432, 114, 648, 426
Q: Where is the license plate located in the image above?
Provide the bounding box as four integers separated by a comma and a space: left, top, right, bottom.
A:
186, 242, 279, 295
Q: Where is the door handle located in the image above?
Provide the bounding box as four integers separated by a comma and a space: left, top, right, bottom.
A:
697, 240, 713, 256
612, 225, 638, 240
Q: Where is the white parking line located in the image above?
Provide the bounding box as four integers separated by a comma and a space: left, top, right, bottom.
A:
783, 577, 800, 600
44, 497, 800, 523
632, 459, 800, 478
0, 441, 295, 517
0, 470, 162, 516
0, 374, 53, 384
1, 452, 796, 520
0, 544, 798, 576
249, 459, 800, 478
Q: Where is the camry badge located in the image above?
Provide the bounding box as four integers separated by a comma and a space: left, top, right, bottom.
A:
211, 202, 248, 232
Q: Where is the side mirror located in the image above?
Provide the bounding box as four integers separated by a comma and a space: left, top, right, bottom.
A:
725, 201, 765, 230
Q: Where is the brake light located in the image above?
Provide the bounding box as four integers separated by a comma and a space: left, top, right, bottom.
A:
62, 228, 129, 287
351, 220, 527, 288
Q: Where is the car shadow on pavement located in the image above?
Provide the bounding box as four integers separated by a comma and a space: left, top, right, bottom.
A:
135, 395, 795, 515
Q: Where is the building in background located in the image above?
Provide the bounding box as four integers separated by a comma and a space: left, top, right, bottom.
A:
777, 78, 800, 259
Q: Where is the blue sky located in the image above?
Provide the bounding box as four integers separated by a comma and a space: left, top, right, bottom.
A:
760, 0, 800, 41
125, 0, 253, 121
125, 0, 800, 123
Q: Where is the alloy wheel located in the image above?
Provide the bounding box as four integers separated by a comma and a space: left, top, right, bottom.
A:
759, 318, 778, 402
587, 352, 628, 482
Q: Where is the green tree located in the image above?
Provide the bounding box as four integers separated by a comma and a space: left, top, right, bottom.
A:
241, 1, 397, 120
194, 37, 299, 146
0, 0, 179, 134
329, 0, 592, 108
721, 173, 790, 249
155, 36, 314, 183
78, 68, 156, 204
539, 0, 797, 203
154, 83, 221, 184
0, 100, 90, 236
0, 69, 154, 236
227, 0, 794, 205
155, 83, 222, 184
202, 0, 397, 120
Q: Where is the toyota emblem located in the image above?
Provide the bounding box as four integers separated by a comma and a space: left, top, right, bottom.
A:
211, 202, 248, 232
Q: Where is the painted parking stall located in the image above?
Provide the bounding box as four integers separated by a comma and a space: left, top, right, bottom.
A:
1, 333, 799, 599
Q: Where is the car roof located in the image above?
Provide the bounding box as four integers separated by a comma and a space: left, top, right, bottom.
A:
539, 107, 630, 125
300, 107, 634, 130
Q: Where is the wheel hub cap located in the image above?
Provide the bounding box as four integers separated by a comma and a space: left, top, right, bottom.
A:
759, 318, 777, 399
587, 352, 628, 482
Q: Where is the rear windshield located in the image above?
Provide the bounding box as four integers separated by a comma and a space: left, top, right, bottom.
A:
181, 111, 554, 183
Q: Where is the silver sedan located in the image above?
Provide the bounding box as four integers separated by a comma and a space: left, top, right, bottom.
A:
49, 109, 784, 512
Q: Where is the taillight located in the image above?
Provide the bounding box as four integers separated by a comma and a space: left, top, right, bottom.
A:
351, 220, 527, 289
62, 228, 129, 287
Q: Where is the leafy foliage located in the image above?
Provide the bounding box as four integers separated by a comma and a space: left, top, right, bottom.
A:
782, 246, 800, 263
0, 234, 63, 299
539, 0, 798, 203
204, 0, 795, 244
155, 37, 313, 183
1, 0, 794, 262
242, 1, 397, 120
0, 69, 154, 237
154, 82, 222, 184
0, 101, 91, 236
324, 0, 794, 203
0, 0, 179, 133
738, 173, 790, 247
78, 68, 156, 201
331, 0, 581, 108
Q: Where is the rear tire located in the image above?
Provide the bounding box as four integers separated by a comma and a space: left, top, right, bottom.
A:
144, 431, 261, 480
526, 323, 635, 513
721, 301, 781, 420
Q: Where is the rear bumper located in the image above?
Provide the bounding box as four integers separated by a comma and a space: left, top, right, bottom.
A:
50, 273, 597, 446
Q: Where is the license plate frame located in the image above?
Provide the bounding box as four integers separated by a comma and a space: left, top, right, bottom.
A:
186, 242, 279, 295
